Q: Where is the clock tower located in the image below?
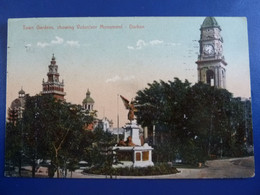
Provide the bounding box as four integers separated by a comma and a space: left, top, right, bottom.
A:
196, 17, 227, 88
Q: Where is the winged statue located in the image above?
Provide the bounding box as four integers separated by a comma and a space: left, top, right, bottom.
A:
120, 95, 137, 121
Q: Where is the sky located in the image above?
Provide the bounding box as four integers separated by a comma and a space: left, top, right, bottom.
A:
6, 17, 251, 127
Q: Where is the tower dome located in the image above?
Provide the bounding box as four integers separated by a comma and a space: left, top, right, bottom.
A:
83, 89, 95, 104
19, 88, 25, 95
201, 17, 220, 29
9, 88, 26, 120
18, 87, 25, 98
82, 89, 95, 111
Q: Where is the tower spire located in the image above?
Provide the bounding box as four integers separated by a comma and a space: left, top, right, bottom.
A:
41, 54, 66, 100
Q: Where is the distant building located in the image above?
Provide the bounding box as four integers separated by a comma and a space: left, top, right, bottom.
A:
82, 89, 95, 111
8, 88, 26, 122
81, 89, 114, 132
101, 117, 113, 132
92, 117, 113, 132
196, 17, 227, 88
41, 54, 66, 100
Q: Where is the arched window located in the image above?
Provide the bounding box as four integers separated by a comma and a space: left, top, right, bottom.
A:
206, 70, 214, 86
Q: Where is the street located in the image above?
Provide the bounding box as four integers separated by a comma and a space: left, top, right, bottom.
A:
9, 156, 254, 179
71, 156, 254, 179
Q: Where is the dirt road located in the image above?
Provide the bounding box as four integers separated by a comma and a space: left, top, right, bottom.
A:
167, 156, 254, 179
72, 156, 254, 179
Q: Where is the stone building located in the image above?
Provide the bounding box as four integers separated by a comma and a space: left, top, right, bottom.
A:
196, 17, 227, 88
8, 88, 26, 122
41, 54, 66, 100
82, 89, 95, 111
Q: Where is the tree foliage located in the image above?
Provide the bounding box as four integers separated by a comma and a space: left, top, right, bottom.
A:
135, 78, 253, 165
5, 94, 117, 178
6, 95, 89, 177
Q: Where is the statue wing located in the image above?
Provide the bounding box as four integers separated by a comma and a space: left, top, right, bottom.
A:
120, 95, 130, 109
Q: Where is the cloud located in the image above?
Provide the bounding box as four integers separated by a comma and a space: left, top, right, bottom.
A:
136, 40, 147, 49
106, 75, 135, 83
25, 43, 33, 52
25, 43, 32, 49
51, 36, 64, 44
149, 40, 164, 45
123, 75, 135, 81
128, 39, 164, 50
37, 42, 50, 48
25, 43, 32, 48
165, 42, 181, 46
66, 40, 80, 47
127, 46, 135, 50
127, 39, 181, 50
106, 75, 121, 83
37, 36, 80, 48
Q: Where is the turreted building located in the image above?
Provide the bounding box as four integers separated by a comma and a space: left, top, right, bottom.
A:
82, 89, 95, 111
196, 17, 227, 88
8, 88, 26, 122
41, 54, 66, 100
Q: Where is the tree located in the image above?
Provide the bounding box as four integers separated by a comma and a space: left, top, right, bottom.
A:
86, 128, 117, 167
40, 100, 86, 178
5, 120, 23, 176
186, 82, 233, 159
135, 78, 194, 163
21, 95, 88, 178
22, 95, 49, 177
135, 78, 253, 165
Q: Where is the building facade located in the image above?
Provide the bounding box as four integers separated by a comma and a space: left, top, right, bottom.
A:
196, 17, 227, 88
41, 54, 66, 100
82, 89, 95, 111
8, 88, 26, 122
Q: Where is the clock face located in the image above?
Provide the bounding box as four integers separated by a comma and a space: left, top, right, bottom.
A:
203, 44, 214, 55
204, 29, 213, 35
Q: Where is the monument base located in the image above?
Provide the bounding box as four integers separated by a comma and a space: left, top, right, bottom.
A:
124, 120, 141, 146
113, 144, 154, 168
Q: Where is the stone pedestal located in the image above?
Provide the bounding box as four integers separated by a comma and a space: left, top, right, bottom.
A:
112, 144, 154, 168
113, 121, 154, 168
124, 120, 141, 146
133, 144, 154, 167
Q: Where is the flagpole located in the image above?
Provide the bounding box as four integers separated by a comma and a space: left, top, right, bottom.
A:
117, 94, 119, 143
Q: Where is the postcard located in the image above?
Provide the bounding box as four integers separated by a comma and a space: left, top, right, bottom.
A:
5, 17, 254, 179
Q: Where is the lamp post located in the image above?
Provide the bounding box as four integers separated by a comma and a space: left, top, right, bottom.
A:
220, 138, 223, 159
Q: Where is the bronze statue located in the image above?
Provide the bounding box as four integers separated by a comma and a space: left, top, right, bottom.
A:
117, 136, 136, 146
120, 95, 136, 121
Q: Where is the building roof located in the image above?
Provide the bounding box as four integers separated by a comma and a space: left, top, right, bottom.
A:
201, 17, 220, 28
11, 98, 25, 109
82, 89, 95, 104
19, 88, 25, 95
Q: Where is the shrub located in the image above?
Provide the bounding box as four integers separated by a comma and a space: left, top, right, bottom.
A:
84, 163, 179, 176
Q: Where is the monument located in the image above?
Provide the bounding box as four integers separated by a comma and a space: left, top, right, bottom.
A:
112, 95, 154, 168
